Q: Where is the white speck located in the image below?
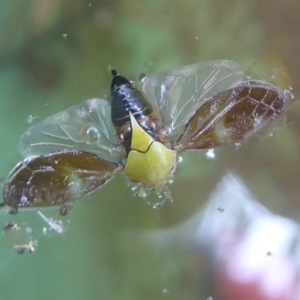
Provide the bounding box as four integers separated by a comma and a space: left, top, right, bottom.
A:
210, 102, 219, 114
25, 227, 32, 234
62, 33, 68, 38
139, 73, 147, 83
162, 288, 169, 294
178, 156, 183, 163
205, 149, 215, 159
194, 36, 199, 40
161, 84, 166, 100
88, 2, 92, 7
138, 189, 147, 198
131, 185, 138, 192
235, 143, 241, 150
146, 60, 153, 66
152, 203, 159, 209
26, 115, 39, 124
284, 86, 294, 99
43, 227, 47, 234
20, 196, 28, 204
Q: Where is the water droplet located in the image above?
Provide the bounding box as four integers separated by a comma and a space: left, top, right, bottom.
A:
25, 227, 32, 234
131, 186, 137, 192
81, 125, 100, 143
20, 196, 28, 204
138, 189, 147, 198
205, 149, 215, 159
284, 86, 294, 99
87, 127, 100, 141
235, 143, 241, 150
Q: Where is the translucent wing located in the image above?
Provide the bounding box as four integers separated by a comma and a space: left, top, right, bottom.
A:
19, 98, 123, 162
3, 150, 123, 208
142, 60, 245, 141
174, 80, 290, 150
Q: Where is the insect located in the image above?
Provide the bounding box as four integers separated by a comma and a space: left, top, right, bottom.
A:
2, 60, 290, 213
3, 222, 18, 231
14, 241, 36, 254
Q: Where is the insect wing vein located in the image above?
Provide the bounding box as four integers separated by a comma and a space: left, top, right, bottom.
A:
18, 98, 122, 162
142, 60, 245, 141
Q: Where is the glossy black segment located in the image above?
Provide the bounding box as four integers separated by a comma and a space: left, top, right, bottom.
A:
111, 70, 131, 91
110, 71, 153, 127
111, 69, 118, 77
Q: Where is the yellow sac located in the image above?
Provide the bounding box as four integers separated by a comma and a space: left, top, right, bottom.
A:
125, 112, 177, 188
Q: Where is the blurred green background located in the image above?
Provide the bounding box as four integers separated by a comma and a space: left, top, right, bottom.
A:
0, 0, 299, 299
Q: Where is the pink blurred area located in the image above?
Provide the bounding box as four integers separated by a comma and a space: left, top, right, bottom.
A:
198, 173, 300, 300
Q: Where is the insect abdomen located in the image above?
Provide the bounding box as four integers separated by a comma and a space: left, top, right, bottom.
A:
111, 71, 152, 127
